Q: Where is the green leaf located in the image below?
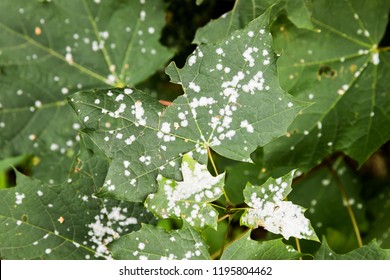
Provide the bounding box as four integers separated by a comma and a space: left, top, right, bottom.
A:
288, 159, 369, 253
0, 0, 173, 183
145, 153, 225, 230
165, 10, 307, 162
221, 231, 302, 260
69, 11, 306, 202
263, 0, 390, 171
241, 170, 319, 241
364, 185, 390, 248
0, 144, 155, 260
315, 237, 390, 260
193, 0, 313, 45
109, 223, 211, 260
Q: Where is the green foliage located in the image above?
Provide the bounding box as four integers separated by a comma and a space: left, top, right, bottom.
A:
109, 223, 210, 260
314, 238, 390, 260
263, 0, 390, 171
220, 231, 303, 260
0, 0, 389, 260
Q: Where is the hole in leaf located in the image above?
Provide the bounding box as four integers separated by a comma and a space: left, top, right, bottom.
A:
317, 65, 337, 79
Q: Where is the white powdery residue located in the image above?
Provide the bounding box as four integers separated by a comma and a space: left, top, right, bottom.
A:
125, 135, 136, 145
372, 52, 380, 65
243, 47, 259, 67
131, 100, 146, 126
88, 206, 139, 259
138, 243, 145, 250
190, 97, 216, 109
188, 82, 201, 93
140, 10, 146, 21
240, 120, 254, 133
225, 130, 236, 139
242, 71, 265, 94
221, 71, 245, 103
65, 52, 73, 65
111, 103, 126, 118
243, 194, 313, 239
163, 158, 224, 212
160, 122, 171, 134
37, 190, 44, 197
139, 155, 152, 165
15, 192, 25, 205
247, 31, 254, 37
123, 160, 131, 168
216, 47, 224, 55
115, 94, 124, 102
124, 88, 133, 95
50, 143, 59, 151
188, 55, 197, 66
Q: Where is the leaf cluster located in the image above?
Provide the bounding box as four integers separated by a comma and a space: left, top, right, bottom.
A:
0, 0, 389, 260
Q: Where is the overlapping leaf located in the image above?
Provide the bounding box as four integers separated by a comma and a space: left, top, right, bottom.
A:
70, 11, 306, 202
263, 0, 390, 171
289, 159, 369, 252
109, 223, 210, 260
193, 0, 313, 45
0, 143, 156, 260
0, 0, 173, 183
145, 153, 224, 230
315, 237, 390, 260
221, 231, 302, 260
241, 170, 318, 241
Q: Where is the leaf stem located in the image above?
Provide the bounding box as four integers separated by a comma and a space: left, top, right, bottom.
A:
327, 159, 363, 248
295, 238, 302, 260
207, 146, 219, 176
379, 46, 390, 52
207, 146, 233, 207
218, 214, 230, 223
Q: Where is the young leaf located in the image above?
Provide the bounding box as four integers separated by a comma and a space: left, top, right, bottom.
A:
263, 0, 390, 171
145, 153, 225, 230
220, 231, 302, 260
241, 170, 319, 241
0, 147, 155, 260
69, 10, 307, 202
315, 237, 390, 260
0, 0, 173, 183
109, 223, 211, 260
